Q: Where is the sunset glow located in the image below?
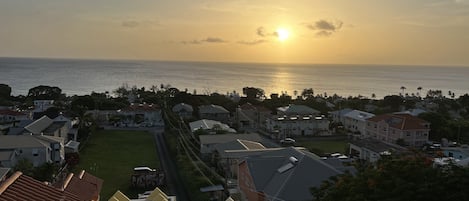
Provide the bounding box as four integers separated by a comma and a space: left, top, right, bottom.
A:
276, 28, 290, 42
0, 1, 468, 65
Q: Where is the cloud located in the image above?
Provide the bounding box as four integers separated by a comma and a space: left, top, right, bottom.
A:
305, 19, 344, 37
237, 39, 267, 45
256, 26, 277, 37
181, 37, 227, 45
121, 20, 160, 28
122, 20, 139, 28
257, 27, 266, 37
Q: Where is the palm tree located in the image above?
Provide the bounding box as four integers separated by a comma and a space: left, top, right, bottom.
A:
400, 86, 406, 96
417, 86, 422, 97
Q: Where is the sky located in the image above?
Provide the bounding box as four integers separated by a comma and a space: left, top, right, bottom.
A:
1, 0, 468, 65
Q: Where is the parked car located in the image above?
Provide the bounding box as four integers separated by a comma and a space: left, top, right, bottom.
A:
280, 138, 296, 144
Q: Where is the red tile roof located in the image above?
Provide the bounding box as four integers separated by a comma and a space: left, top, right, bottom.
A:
0, 110, 25, 116
0, 172, 80, 201
61, 170, 103, 201
367, 114, 429, 130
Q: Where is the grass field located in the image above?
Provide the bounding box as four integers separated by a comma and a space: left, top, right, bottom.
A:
75, 130, 159, 200
296, 139, 349, 155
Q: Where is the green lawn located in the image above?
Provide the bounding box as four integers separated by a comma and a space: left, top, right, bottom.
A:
296, 139, 349, 155
75, 130, 159, 200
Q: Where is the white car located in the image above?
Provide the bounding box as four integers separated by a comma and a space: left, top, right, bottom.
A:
280, 138, 296, 144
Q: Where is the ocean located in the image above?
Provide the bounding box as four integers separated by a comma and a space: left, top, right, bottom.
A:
1, 57, 468, 99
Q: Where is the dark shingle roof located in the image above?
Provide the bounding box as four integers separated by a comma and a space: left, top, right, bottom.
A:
243, 147, 345, 201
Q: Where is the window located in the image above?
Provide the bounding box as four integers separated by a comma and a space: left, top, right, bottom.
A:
32, 149, 39, 157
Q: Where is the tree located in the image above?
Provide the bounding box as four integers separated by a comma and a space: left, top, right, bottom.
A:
311, 154, 469, 201
27, 85, 63, 100
242, 87, 264, 100
301, 88, 314, 99
0, 83, 12, 99
400, 86, 406, 96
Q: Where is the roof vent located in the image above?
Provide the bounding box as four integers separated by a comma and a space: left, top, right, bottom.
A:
289, 156, 298, 164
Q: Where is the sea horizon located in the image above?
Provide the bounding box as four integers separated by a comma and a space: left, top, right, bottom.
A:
1, 57, 468, 99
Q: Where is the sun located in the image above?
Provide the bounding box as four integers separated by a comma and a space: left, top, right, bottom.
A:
276, 28, 290, 42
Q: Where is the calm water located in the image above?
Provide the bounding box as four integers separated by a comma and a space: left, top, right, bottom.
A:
0, 57, 468, 98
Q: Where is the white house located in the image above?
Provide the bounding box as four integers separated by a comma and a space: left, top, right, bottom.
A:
267, 105, 329, 139
23, 115, 76, 142
342, 110, 375, 135
0, 135, 64, 167
266, 115, 330, 139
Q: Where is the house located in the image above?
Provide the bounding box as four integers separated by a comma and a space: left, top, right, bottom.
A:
0, 171, 80, 201
218, 147, 307, 179
172, 103, 193, 119
213, 139, 266, 178
266, 104, 329, 139
199, 133, 263, 156
108, 187, 176, 201
349, 138, 407, 163
238, 147, 349, 201
342, 110, 375, 135
277, 104, 320, 116
117, 103, 163, 127
266, 115, 330, 139
33, 100, 55, 113
86, 110, 118, 125
0, 110, 28, 135
189, 119, 236, 134
329, 108, 353, 124
366, 114, 430, 147
235, 103, 271, 131
22, 115, 76, 142
54, 170, 103, 201
0, 135, 64, 167
199, 104, 230, 124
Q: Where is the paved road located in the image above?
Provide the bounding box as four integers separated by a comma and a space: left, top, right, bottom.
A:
153, 129, 190, 201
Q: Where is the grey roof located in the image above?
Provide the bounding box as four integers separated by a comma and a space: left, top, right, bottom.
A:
189, 119, 236, 133
277, 104, 320, 116
199, 133, 263, 145
24, 115, 53, 134
43, 121, 67, 134
199, 104, 229, 114
343, 110, 375, 121
243, 147, 345, 201
172, 103, 193, 112
214, 140, 265, 154
329, 108, 353, 116
0, 135, 62, 150
223, 147, 306, 159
